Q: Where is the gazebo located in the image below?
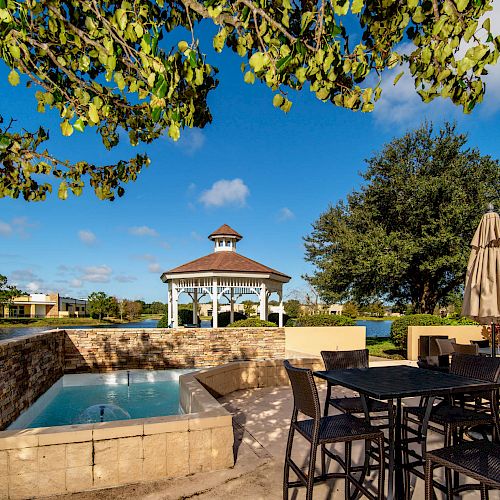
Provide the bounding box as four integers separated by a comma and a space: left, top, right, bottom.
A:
160, 224, 291, 327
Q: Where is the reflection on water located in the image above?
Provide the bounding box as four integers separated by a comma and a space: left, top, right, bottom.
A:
0, 318, 391, 341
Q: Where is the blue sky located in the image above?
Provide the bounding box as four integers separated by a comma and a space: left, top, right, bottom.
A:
2, 17, 500, 303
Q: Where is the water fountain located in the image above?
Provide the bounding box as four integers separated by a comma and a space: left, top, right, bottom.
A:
76, 404, 131, 424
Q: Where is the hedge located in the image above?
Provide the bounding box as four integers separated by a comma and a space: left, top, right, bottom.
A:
229, 318, 277, 327
212, 311, 246, 327
294, 314, 355, 327
390, 314, 478, 350
267, 312, 290, 326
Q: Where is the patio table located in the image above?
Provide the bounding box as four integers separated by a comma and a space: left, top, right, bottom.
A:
314, 365, 500, 500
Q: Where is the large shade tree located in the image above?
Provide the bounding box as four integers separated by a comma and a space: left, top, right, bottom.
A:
1, 0, 499, 201
304, 122, 500, 314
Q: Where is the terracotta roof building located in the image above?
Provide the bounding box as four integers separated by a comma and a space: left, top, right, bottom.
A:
161, 225, 291, 327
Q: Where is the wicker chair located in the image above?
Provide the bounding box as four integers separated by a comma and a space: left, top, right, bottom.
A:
454, 343, 479, 355
283, 360, 385, 500
403, 354, 500, 493
425, 441, 500, 500
320, 349, 390, 418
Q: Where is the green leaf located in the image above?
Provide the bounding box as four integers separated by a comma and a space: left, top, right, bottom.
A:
58, 182, 68, 200
60, 120, 73, 136
115, 8, 127, 31
249, 52, 268, 72
273, 94, 284, 107
244, 71, 255, 84
351, 0, 364, 15
456, 0, 469, 11
168, 123, 180, 141
393, 71, 404, 85
88, 103, 99, 123
7, 69, 19, 86
0, 135, 11, 151
73, 118, 85, 132
178, 40, 188, 53
9, 45, 20, 59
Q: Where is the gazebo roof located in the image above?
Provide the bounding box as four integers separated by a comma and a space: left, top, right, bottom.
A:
162, 252, 290, 279
208, 224, 243, 240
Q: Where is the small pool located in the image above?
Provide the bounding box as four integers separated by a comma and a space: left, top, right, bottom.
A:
9, 369, 195, 429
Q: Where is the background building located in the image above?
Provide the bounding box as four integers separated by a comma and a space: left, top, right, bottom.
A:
3, 293, 88, 318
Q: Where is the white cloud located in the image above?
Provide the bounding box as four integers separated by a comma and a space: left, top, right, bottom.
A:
134, 253, 157, 262
0, 217, 35, 238
115, 275, 137, 283
26, 282, 41, 292
174, 129, 206, 155
148, 263, 162, 273
70, 279, 83, 288
199, 178, 250, 208
0, 220, 13, 236
159, 241, 171, 250
128, 226, 158, 237
81, 265, 112, 283
78, 229, 97, 245
277, 207, 295, 222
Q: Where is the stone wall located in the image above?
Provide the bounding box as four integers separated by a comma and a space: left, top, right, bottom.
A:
0, 331, 65, 430
64, 328, 285, 372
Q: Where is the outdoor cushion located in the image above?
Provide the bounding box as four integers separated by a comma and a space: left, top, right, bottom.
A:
435, 338, 456, 356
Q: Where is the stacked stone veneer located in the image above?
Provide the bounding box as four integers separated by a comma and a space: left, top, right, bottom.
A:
64, 327, 285, 372
0, 331, 65, 431
0, 327, 289, 499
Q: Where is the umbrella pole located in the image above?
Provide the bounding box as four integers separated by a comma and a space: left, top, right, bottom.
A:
492, 323, 497, 358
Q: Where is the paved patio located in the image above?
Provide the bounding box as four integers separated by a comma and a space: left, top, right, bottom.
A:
46, 381, 497, 500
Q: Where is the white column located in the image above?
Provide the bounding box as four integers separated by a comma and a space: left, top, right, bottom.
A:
172, 284, 179, 328
193, 289, 198, 325
167, 282, 172, 327
259, 283, 267, 320
230, 288, 234, 323
212, 278, 218, 328
278, 291, 284, 327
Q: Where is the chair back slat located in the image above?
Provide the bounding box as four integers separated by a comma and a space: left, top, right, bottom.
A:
321, 349, 369, 371
284, 360, 320, 420
450, 353, 500, 382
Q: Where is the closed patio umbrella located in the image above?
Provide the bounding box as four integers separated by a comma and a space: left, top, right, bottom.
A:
462, 205, 500, 356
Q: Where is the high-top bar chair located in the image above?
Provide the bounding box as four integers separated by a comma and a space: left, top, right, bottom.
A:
425, 441, 500, 500
403, 354, 500, 494
320, 349, 390, 420
283, 360, 385, 500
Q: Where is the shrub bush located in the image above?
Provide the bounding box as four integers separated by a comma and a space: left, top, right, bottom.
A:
229, 318, 277, 327
390, 314, 448, 349
294, 314, 355, 327
285, 318, 297, 327
156, 309, 200, 328
267, 312, 290, 326
212, 311, 246, 327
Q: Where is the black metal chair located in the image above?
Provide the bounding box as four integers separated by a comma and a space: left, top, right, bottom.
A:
425, 441, 500, 500
403, 354, 500, 494
283, 360, 385, 500
321, 349, 390, 419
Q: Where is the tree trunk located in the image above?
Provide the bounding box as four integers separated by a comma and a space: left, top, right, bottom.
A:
418, 283, 438, 314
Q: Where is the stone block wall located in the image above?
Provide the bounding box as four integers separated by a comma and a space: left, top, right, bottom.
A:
64, 327, 285, 372
0, 331, 65, 430
0, 412, 233, 498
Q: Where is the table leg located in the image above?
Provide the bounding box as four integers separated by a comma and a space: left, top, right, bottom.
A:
394, 398, 404, 500
388, 398, 395, 500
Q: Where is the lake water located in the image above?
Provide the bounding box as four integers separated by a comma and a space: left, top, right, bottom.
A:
356, 319, 392, 338
0, 318, 391, 341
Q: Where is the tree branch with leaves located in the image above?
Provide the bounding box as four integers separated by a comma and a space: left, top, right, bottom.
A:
1, 0, 498, 201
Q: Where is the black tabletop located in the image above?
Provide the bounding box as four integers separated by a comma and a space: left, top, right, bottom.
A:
314, 365, 500, 400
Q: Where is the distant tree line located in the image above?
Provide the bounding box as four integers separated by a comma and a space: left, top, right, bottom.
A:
87, 292, 166, 320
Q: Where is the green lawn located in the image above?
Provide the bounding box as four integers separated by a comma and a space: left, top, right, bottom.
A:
0, 317, 128, 328
366, 337, 405, 360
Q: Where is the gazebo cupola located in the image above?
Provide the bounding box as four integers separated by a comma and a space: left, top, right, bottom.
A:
160, 224, 291, 328
208, 224, 242, 253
